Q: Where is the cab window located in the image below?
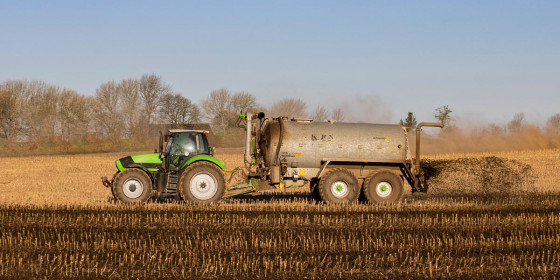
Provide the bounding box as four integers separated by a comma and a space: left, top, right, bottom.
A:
198, 134, 209, 154
170, 133, 198, 156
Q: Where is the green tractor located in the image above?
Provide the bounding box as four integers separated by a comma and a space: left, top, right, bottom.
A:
101, 129, 226, 203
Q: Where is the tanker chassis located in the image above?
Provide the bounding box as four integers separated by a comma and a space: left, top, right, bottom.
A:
101, 112, 442, 204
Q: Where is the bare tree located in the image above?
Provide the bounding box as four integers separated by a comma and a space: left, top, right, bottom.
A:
0, 85, 24, 139
546, 113, 560, 135
119, 78, 141, 138
268, 98, 307, 119
94, 80, 123, 138
139, 74, 171, 132
507, 113, 525, 133
331, 107, 345, 122
159, 93, 196, 125
26, 82, 60, 140
189, 105, 201, 124
434, 105, 452, 127
312, 105, 329, 121
201, 88, 232, 135
58, 89, 91, 140
231, 91, 258, 113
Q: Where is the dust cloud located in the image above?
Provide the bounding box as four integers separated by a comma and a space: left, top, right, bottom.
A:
422, 156, 535, 194
415, 125, 560, 154
339, 94, 394, 123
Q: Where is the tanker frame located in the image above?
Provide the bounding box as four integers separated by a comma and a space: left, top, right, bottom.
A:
231, 112, 443, 204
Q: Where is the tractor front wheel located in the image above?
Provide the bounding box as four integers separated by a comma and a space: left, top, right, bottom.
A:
179, 162, 225, 204
112, 169, 153, 203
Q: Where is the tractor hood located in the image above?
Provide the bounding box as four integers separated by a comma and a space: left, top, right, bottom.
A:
115, 153, 163, 172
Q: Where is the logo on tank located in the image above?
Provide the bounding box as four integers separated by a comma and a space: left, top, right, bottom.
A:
311, 134, 334, 142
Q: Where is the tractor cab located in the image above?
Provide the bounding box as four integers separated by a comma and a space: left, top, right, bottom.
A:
160, 129, 212, 171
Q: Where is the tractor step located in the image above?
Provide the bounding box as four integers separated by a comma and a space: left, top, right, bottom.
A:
164, 174, 179, 194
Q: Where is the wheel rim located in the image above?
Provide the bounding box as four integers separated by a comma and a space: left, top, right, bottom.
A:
189, 172, 218, 201
376, 182, 392, 198
331, 181, 349, 198
123, 178, 144, 199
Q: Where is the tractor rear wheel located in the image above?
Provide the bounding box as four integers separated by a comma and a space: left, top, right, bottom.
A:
363, 171, 403, 204
318, 168, 360, 204
179, 162, 225, 204
112, 169, 153, 203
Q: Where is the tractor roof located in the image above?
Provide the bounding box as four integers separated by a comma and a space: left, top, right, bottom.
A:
167, 129, 210, 134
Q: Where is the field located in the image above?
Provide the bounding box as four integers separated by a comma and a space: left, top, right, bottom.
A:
1, 149, 559, 278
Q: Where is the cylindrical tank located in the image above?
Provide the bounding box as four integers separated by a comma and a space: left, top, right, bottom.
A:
260, 119, 411, 169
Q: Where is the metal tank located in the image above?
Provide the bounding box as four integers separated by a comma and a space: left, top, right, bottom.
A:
259, 118, 411, 169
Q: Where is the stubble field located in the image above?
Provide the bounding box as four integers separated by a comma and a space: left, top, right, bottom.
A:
0, 148, 559, 278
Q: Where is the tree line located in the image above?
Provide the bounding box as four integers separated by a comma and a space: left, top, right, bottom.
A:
0, 75, 198, 141
0, 75, 349, 142
400, 107, 560, 137
2, 75, 559, 145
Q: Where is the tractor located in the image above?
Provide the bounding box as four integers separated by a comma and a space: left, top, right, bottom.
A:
102, 129, 226, 203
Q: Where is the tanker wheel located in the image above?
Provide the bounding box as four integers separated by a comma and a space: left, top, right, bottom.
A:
179, 162, 225, 204
363, 171, 403, 204
318, 169, 360, 204
112, 169, 153, 203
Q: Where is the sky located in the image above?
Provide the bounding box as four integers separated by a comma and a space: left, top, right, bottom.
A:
1, 0, 559, 126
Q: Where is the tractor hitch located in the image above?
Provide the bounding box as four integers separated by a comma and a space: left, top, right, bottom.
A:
101, 176, 113, 188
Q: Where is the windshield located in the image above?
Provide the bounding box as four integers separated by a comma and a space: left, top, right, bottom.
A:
170, 133, 197, 155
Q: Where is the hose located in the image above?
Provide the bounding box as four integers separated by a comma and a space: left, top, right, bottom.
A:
274, 117, 284, 166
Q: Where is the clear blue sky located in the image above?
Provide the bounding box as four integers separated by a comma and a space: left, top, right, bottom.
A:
1, 1, 559, 125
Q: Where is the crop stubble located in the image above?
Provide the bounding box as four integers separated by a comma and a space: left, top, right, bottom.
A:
0, 148, 559, 278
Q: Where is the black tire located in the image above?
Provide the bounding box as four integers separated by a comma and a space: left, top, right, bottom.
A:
318, 168, 360, 204
112, 169, 153, 203
363, 171, 404, 204
179, 162, 225, 204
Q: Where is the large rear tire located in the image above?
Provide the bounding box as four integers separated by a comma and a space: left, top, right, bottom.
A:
112, 169, 153, 203
179, 162, 225, 204
363, 171, 403, 204
318, 169, 360, 204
